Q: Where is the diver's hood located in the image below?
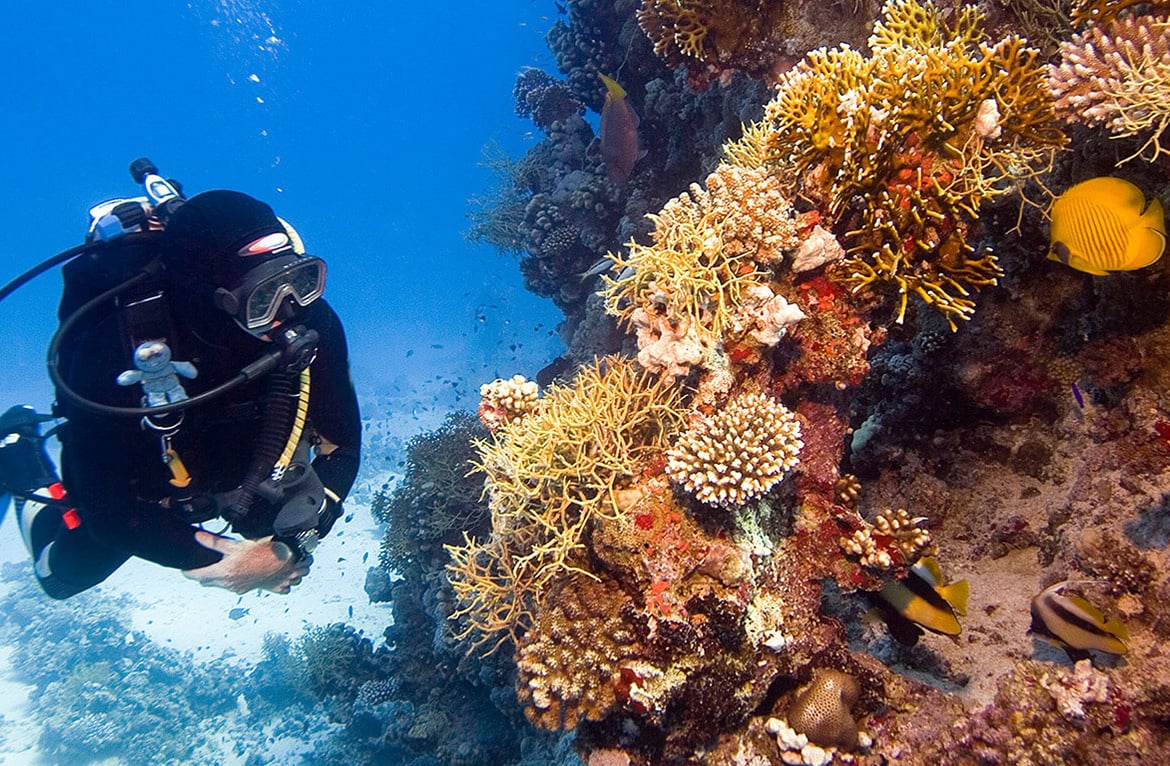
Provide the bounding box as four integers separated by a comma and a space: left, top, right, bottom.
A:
163, 190, 292, 288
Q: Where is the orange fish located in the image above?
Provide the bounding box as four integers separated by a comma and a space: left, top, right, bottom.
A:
599, 74, 645, 186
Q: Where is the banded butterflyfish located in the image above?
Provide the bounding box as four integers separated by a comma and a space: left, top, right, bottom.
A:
1029, 580, 1129, 659
870, 557, 969, 645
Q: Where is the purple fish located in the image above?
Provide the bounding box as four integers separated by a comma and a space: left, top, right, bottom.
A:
1071, 382, 1084, 409
599, 74, 645, 186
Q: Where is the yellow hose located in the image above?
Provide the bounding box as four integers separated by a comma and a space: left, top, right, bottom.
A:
271, 367, 311, 479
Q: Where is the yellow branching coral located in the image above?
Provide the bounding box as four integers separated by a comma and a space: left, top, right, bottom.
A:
1048, 15, 1170, 161
445, 357, 686, 652
1071, 0, 1168, 26
602, 163, 803, 377
738, 0, 1066, 329
637, 0, 791, 77
666, 390, 803, 508
638, 0, 713, 64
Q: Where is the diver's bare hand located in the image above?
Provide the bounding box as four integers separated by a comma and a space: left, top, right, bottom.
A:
182, 531, 311, 594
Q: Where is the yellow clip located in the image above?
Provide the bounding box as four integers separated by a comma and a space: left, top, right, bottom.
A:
163, 448, 192, 488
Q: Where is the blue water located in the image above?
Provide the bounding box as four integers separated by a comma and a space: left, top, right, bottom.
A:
0, 0, 564, 411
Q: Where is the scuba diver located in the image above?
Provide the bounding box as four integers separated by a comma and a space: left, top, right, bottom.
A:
0, 160, 361, 598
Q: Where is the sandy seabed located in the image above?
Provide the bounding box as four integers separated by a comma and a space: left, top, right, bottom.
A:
0, 458, 393, 765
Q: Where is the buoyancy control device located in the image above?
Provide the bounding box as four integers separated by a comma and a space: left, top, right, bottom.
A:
0, 159, 329, 558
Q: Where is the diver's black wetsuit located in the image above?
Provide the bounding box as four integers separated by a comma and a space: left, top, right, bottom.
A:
29, 250, 361, 599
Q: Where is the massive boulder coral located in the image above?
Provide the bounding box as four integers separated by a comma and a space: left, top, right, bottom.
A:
741, 0, 1067, 329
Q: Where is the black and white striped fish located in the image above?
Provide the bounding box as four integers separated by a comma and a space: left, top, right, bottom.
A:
1029, 580, 1129, 657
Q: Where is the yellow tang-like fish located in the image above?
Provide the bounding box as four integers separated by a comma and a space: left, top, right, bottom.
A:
1048, 176, 1166, 275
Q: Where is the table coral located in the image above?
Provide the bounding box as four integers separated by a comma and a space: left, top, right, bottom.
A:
666, 390, 803, 508
739, 0, 1066, 329
1048, 13, 1170, 161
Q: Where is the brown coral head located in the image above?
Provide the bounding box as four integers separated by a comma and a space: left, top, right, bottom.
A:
787, 668, 861, 750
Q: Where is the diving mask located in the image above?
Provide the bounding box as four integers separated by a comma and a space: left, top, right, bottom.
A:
213, 254, 326, 333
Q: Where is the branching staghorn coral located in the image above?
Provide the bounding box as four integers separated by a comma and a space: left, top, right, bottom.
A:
1048, 14, 1170, 161
666, 390, 803, 508
602, 163, 804, 376
445, 356, 686, 652
734, 0, 1066, 329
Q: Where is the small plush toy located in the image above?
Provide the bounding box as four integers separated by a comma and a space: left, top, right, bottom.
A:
116, 340, 198, 407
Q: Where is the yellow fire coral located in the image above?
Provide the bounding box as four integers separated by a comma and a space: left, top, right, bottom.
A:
637, 0, 871, 81
1048, 14, 1170, 161
602, 163, 804, 377
738, 0, 1066, 329
636, 0, 797, 78
446, 357, 686, 651
666, 390, 803, 508
1071, 0, 1166, 26
637, 0, 713, 65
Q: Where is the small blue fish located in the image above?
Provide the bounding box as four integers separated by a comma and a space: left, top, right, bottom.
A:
228, 607, 250, 621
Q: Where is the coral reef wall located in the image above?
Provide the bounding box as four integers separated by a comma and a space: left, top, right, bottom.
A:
357, 0, 1170, 764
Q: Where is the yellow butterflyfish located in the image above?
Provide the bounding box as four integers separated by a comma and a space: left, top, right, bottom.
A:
1048, 176, 1166, 275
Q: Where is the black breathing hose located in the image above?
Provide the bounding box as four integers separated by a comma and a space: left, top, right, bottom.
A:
0, 242, 95, 304
47, 271, 283, 418
224, 369, 301, 522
